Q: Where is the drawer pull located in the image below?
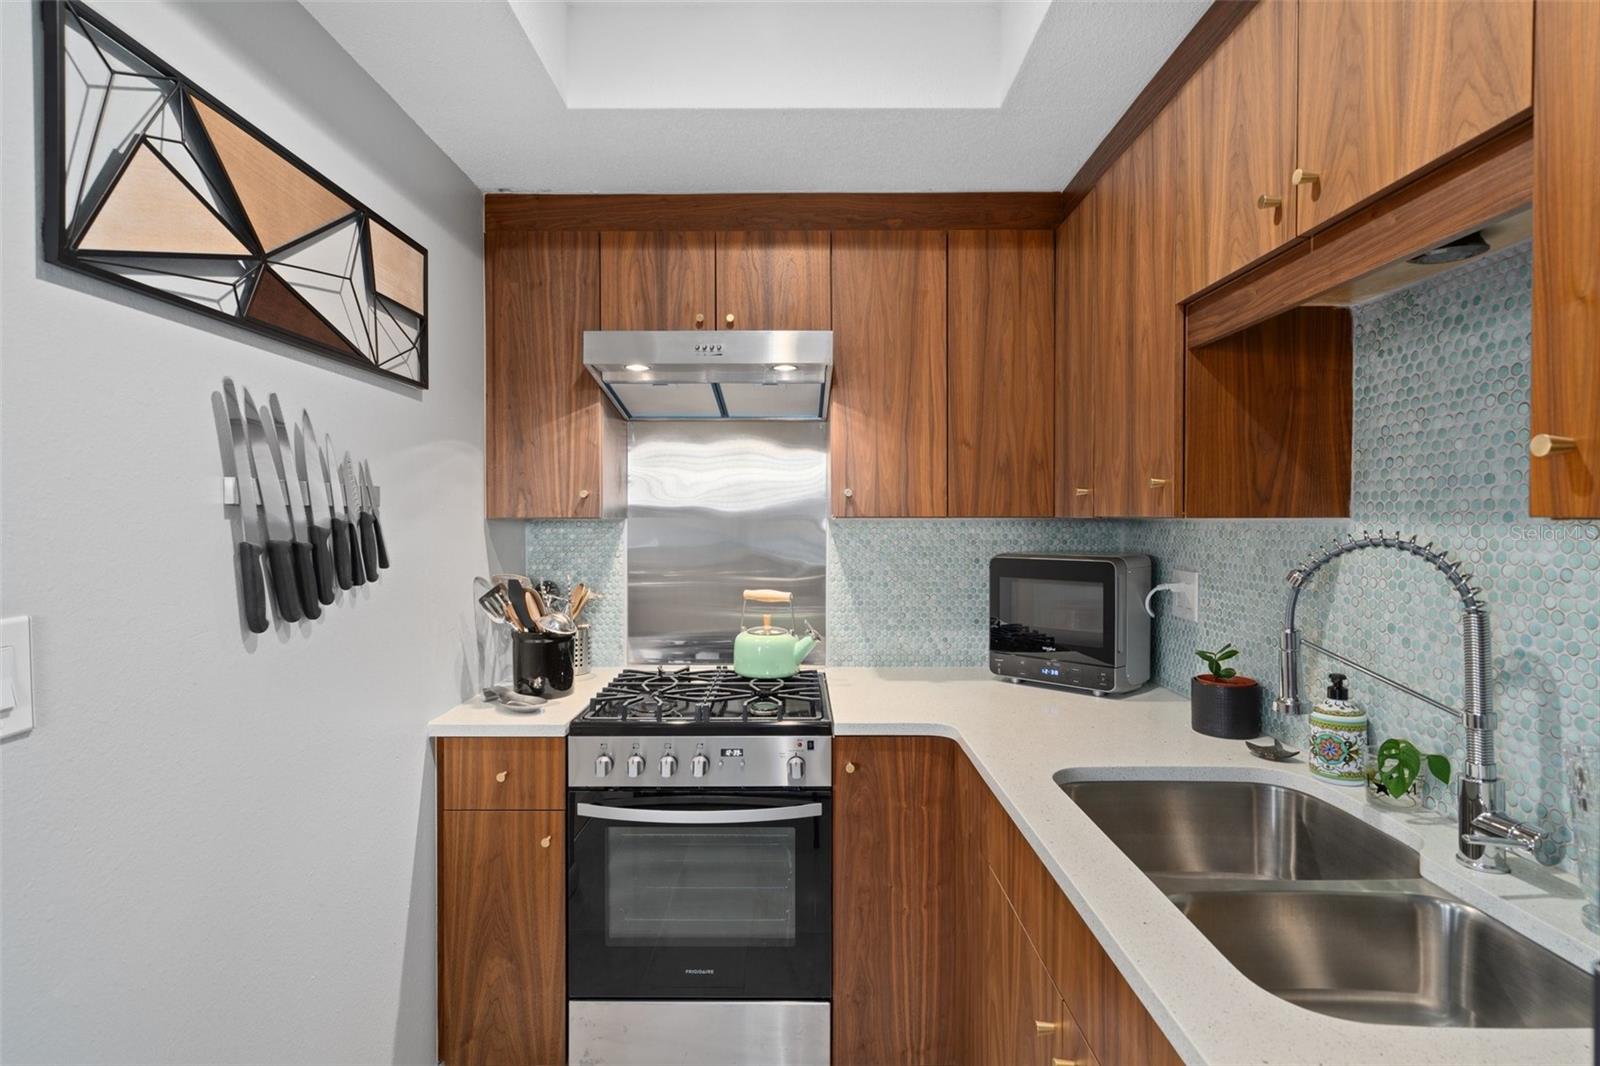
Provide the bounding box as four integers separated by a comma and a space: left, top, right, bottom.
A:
1292, 167, 1320, 185
1530, 433, 1577, 457
1052, 1059, 1085, 1066
695, 312, 706, 326
845, 762, 856, 774
1074, 487, 1091, 497
1256, 194, 1282, 209
725, 313, 736, 326
1148, 477, 1170, 489
1034, 1020, 1059, 1035
495, 770, 508, 783
540, 835, 552, 849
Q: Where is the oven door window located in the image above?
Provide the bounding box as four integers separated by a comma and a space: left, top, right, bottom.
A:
990, 558, 1117, 664
607, 825, 797, 946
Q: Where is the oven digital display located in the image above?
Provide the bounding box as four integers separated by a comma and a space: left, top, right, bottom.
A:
719, 747, 744, 757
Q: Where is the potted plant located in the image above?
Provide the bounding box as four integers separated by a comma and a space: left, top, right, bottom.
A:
1367, 737, 1452, 808
1191, 643, 1261, 739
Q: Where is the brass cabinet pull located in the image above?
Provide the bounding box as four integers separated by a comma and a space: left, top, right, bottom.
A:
695, 312, 706, 326
1530, 433, 1577, 457
1148, 477, 1170, 489
845, 762, 857, 774
725, 313, 736, 326
842, 488, 854, 500
1074, 487, 1091, 497
578, 489, 591, 500
540, 835, 552, 849
1052, 1059, 1085, 1066
1292, 167, 1320, 186
495, 770, 508, 783
1034, 1020, 1060, 1035
1256, 194, 1282, 209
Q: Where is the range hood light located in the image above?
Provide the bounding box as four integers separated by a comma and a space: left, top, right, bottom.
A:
625, 363, 651, 372
584, 330, 833, 421
772, 363, 798, 372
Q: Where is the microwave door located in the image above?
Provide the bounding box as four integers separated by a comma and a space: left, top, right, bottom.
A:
992, 570, 1115, 664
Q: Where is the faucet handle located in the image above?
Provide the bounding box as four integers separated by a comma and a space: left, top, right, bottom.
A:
1464, 811, 1566, 867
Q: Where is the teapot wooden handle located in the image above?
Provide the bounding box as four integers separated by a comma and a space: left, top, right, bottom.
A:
743, 588, 793, 604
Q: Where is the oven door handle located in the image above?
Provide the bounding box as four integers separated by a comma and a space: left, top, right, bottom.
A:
574, 801, 823, 825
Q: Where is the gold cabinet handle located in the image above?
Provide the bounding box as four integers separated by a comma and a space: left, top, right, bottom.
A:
845, 762, 857, 774
578, 489, 591, 500
1530, 433, 1577, 457
1257, 194, 1282, 209
1148, 477, 1170, 489
841, 488, 854, 500
540, 835, 552, 849
694, 312, 706, 326
1292, 167, 1320, 186
724, 313, 736, 326
495, 770, 508, 783
1052, 1059, 1085, 1066
1034, 1020, 1060, 1035
1074, 487, 1091, 497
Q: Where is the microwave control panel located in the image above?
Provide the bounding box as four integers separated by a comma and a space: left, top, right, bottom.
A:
989, 653, 1131, 695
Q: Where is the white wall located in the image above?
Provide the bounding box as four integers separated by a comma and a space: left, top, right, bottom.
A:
1, 3, 484, 1062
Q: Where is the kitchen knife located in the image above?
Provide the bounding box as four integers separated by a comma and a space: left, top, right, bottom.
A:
360, 460, 389, 569
322, 432, 354, 589
292, 410, 337, 606
240, 386, 304, 622
266, 394, 321, 620
337, 449, 366, 586
220, 379, 270, 634
346, 453, 380, 582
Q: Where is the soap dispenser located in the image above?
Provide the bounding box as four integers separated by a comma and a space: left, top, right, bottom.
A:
1308, 673, 1367, 786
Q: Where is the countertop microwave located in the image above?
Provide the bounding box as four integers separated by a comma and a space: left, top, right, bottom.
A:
989, 553, 1152, 695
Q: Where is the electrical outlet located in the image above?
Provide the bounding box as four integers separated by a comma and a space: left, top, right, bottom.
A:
1170, 571, 1200, 622
1, 616, 34, 739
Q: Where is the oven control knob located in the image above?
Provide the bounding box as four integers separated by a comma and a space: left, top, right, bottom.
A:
594, 753, 614, 777
787, 755, 805, 782
627, 753, 645, 778
691, 753, 710, 778
659, 753, 678, 778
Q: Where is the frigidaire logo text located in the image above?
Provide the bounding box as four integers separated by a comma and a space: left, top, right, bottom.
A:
685, 968, 716, 976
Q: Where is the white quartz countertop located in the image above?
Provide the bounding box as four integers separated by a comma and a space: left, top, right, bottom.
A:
428, 667, 1600, 1065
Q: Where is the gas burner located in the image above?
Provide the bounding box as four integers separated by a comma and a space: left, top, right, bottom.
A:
572, 668, 832, 735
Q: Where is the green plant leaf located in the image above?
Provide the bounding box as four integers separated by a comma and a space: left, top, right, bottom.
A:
1216, 666, 1236, 679
1215, 648, 1239, 662
1425, 754, 1452, 784
1376, 739, 1422, 797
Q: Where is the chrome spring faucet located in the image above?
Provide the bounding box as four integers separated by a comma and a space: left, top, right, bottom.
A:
1276, 530, 1563, 873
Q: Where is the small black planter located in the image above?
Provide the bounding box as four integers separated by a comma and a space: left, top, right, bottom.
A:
1190, 675, 1261, 739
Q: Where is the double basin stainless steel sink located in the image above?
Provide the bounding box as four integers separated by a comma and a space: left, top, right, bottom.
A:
1058, 778, 1592, 1029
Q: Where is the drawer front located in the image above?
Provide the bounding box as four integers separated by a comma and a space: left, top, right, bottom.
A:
439, 737, 565, 810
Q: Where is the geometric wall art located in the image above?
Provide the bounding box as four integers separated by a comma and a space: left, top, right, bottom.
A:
40, 1, 428, 387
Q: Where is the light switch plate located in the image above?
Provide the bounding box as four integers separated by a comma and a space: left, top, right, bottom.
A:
1, 616, 35, 739
1170, 570, 1200, 622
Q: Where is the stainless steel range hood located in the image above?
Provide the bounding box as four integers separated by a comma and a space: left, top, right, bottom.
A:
583, 330, 832, 420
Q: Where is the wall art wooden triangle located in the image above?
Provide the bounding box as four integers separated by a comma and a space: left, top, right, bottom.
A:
246, 267, 361, 357
76, 140, 249, 255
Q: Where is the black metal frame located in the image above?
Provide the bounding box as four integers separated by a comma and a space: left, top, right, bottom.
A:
39, 0, 429, 389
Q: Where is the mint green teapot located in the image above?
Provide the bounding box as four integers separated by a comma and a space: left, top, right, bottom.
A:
733, 589, 818, 679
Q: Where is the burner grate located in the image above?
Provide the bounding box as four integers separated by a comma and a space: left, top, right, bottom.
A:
577, 667, 830, 729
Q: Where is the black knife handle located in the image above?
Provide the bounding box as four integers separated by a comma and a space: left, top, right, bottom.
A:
348, 521, 367, 587
330, 516, 353, 589
308, 520, 337, 605
237, 541, 269, 634
373, 514, 390, 569
359, 512, 380, 581
265, 539, 304, 622
292, 540, 322, 619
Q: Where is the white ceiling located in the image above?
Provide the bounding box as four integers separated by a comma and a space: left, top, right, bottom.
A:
303, 0, 1208, 193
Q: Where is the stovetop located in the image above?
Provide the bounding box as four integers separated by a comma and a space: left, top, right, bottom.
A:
570, 667, 832, 735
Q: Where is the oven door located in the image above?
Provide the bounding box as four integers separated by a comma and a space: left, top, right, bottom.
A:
568, 789, 831, 1001
990, 554, 1119, 667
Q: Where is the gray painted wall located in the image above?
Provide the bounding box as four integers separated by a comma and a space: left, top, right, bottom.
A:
2, 3, 484, 1061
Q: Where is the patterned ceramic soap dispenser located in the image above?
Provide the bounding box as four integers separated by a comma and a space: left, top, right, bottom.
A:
1308, 673, 1368, 785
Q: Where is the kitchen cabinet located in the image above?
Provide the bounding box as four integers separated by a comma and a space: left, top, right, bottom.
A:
829, 230, 948, 517
599, 231, 715, 330
1175, 0, 1297, 296
1055, 195, 1097, 517
833, 736, 962, 1066
1531, 0, 1600, 518
1295, 0, 1533, 233
715, 230, 831, 330
485, 229, 623, 518
437, 738, 566, 1066
947, 230, 1055, 517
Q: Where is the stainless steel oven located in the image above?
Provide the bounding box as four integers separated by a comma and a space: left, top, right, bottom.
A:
989, 552, 1152, 694
566, 777, 831, 1065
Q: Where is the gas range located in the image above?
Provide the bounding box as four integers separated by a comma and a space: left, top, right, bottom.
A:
568, 666, 832, 788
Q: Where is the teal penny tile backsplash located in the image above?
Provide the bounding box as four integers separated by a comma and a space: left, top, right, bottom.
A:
527, 240, 1599, 857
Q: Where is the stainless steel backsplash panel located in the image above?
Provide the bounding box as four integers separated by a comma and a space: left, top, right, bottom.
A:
627, 421, 827, 665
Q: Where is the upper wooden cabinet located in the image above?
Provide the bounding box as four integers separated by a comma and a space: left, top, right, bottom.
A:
1055, 203, 1097, 518
830, 231, 948, 517
947, 230, 1055, 517
1175, 0, 1298, 296
599, 231, 714, 329
1531, 0, 1600, 517
715, 230, 831, 330
1295, 0, 1533, 233
485, 229, 623, 519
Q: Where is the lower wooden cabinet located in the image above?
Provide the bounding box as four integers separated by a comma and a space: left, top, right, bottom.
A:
437, 738, 566, 1066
